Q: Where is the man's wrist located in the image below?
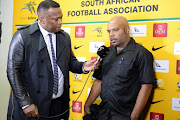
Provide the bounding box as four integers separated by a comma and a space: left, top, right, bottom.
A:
82, 62, 89, 73
22, 104, 30, 109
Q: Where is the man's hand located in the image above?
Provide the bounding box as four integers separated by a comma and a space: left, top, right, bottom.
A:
84, 104, 91, 115
83, 58, 101, 71
23, 104, 39, 119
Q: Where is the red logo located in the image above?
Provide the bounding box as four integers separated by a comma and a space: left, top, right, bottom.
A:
153, 23, 167, 37
75, 26, 85, 38
110, 42, 113, 46
150, 112, 164, 120
177, 60, 180, 74
72, 101, 82, 113
91, 57, 97, 60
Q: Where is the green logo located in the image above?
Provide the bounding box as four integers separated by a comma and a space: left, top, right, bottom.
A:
93, 27, 103, 34
21, 1, 37, 14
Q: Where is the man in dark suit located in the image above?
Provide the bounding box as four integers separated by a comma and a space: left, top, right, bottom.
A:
7, 0, 98, 120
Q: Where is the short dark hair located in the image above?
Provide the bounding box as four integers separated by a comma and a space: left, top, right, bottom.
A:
37, 0, 60, 12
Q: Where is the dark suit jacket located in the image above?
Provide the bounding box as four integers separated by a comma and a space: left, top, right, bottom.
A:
7, 22, 84, 120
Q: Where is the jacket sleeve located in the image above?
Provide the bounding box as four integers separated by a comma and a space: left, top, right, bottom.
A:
7, 30, 33, 108
69, 42, 84, 74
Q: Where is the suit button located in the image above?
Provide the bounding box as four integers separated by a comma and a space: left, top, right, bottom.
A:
37, 90, 40, 93
41, 59, 44, 63
39, 74, 43, 78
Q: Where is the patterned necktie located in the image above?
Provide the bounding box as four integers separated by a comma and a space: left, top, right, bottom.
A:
48, 34, 58, 94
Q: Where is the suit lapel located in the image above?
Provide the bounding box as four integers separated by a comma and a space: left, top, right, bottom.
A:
56, 33, 65, 60
38, 33, 53, 73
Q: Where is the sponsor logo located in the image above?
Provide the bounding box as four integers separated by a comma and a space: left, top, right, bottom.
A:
150, 112, 164, 120
89, 42, 105, 53
156, 79, 165, 90
177, 60, 180, 74
151, 100, 164, 104
91, 75, 96, 80
172, 98, 180, 111
134, 27, 140, 32
174, 42, 180, 55
73, 73, 83, 82
178, 81, 180, 88
91, 57, 98, 60
74, 42, 89, 50
21, 1, 36, 14
72, 101, 82, 113
130, 25, 147, 37
152, 45, 166, 51
75, 26, 85, 38
176, 81, 180, 92
74, 74, 82, 79
153, 60, 169, 73
72, 90, 81, 94
153, 23, 167, 37
74, 45, 84, 50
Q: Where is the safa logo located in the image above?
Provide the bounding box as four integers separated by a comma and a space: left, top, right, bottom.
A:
21, 1, 37, 14
93, 27, 103, 34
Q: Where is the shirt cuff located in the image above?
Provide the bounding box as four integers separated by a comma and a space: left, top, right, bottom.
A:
82, 62, 89, 74
22, 104, 30, 109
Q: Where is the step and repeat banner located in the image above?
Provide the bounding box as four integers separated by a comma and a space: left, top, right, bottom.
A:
13, 0, 180, 120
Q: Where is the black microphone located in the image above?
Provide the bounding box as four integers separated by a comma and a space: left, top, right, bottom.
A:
96, 45, 109, 62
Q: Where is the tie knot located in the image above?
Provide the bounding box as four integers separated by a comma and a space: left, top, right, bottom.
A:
48, 34, 52, 38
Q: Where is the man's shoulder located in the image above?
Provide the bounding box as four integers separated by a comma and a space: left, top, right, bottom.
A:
59, 29, 70, 37
17, 21, 38, 33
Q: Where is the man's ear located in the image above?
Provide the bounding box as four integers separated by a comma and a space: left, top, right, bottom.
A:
39, 16, 45, 24
125, 26, 130, 34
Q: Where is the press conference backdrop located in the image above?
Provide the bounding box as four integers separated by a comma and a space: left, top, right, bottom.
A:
13, 0, 180, 120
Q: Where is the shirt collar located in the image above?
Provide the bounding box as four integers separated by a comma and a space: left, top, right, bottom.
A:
38, 21, 55, 37
122, 37, 136, 52
112, 37, 136, 53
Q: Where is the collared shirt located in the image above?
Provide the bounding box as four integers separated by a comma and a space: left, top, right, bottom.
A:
38, 22, 64, 99
93, 38, 155, 118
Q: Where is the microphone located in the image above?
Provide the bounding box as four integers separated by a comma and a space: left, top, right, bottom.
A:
96, 45, 109, 62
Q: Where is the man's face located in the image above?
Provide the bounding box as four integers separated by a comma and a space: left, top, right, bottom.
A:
107, 21, 128, 47
41, 7, 63, 33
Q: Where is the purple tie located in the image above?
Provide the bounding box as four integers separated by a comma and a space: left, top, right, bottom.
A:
48, 34, 58, 94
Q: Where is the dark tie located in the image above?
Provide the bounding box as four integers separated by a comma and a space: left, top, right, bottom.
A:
48, 34, 58, 94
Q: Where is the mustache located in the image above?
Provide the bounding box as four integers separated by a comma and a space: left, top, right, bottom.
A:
110, 38, 117, 41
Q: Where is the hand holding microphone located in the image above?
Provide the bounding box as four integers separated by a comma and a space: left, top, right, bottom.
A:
83, 45, 109, 71
95, 45, 109, 63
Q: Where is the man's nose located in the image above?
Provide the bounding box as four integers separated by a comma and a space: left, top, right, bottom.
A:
109, 31, 114, 37
58, 19, 62, 25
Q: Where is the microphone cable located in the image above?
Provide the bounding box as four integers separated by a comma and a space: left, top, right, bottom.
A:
39, 71, 92, 119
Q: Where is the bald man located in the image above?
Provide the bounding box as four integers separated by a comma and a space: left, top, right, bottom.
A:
84, 16, 155, 120
7, 0, 98, 120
